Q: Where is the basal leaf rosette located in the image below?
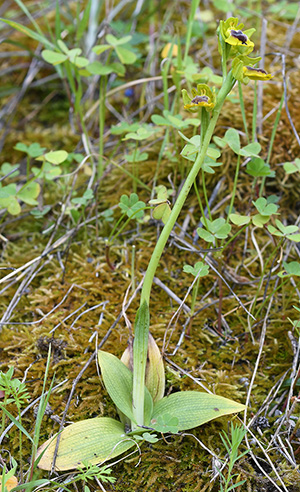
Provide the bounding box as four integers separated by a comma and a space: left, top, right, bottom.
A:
219, 17, 255, 57
182, 84, 216, 112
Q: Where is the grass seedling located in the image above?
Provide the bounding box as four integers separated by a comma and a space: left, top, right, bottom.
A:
218, 423, 248, 492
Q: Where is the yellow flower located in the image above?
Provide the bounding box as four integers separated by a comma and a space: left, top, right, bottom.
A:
242, 65, 273, 81
182, 84, 216, 112
161, 42, 178, 59
225, 29, 254, 50
219, 17, 255, 56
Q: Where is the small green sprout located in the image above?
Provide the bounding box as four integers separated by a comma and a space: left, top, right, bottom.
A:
218, 423, 248, 492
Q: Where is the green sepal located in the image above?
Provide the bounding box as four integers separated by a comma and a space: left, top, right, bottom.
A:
151, 391, 245, 432
37, 417, 135, 471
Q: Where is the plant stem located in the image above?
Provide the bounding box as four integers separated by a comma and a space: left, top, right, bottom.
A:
238, 81, 249, 142
140, 73, 235, 308
132, 72, 235, 427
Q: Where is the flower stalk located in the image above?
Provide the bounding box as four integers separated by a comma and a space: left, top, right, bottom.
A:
132, 71, 235, 427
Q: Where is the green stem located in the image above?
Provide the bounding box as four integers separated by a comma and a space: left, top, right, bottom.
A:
98, 75, 107, 178
226, 153, 241, 222
140, 72, 235, 308
252, 81, 257, 143
133, 71, 235, 427
238, 81, 249, 143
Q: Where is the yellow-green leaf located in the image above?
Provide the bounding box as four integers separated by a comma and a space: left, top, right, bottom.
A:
152, 391, 245, 431
37, 417, 135, 471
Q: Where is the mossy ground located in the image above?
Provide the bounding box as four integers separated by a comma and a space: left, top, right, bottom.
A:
1, 1, 300, 491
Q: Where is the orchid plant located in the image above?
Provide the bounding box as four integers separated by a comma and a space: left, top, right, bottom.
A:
37, 18, 273, 472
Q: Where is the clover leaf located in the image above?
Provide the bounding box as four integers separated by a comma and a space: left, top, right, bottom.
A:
197, 217, 231, 243
118, 193, 145, 219
183, 261, 209, 277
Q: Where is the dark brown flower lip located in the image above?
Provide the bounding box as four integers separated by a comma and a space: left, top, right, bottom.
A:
245, 66, 267, 74
230, 29, 248, 45
191, 95, 209, 104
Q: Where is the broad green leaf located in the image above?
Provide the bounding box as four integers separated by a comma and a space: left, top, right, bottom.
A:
229, 214, 250, 226
115, 46, 137, 64
37, 417, 135, 471
98, 351, 135, 422
224, 128, 240, 154
42, 50, 68, 65
44, 150, 68, 165
98, 350, 153, 426
151, 114, 169, 126
152, 391, 245, 431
